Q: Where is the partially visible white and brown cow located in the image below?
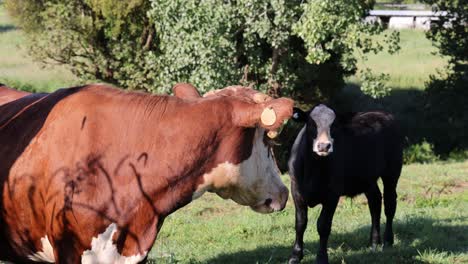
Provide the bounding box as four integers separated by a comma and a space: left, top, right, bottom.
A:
0, 83, 293, 263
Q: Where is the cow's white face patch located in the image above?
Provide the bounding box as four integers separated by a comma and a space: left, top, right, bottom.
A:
28, 235, 55, 263
192, 161, 240, 200
310, 104, 335, 156
81, 223, 147, 264
196, 128, 288, 213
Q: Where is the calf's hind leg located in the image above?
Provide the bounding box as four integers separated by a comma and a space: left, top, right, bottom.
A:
382, 174, 399, 247
365, 184, 382, 251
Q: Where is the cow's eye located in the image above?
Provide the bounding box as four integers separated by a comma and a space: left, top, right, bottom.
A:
308, 120, 317, 128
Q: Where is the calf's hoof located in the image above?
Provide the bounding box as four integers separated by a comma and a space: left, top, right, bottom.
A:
288, 256, 302, 264
384, 231, 394, 246
289, 247, 303, 264
383, 240, 394, 249
315, 253, 329, 264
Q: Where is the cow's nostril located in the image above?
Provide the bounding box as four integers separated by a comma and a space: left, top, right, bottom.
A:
317, 142, 331, 152
264, 198, 272, 207
317, 142, 332, 152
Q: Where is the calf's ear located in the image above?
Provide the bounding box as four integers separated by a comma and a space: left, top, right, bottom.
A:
291, 107, 308, 123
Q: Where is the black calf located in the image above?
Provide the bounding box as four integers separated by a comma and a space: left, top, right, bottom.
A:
288, 105, 403, 264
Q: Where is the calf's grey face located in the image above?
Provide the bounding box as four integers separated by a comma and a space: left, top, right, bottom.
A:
310, 104, 336, 156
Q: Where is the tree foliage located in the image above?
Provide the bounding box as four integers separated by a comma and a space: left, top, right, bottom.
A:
5, 0, 398, 102
419, 0, 468, 155
423, 0, 467, 72
5, 0, 154, 86
294, 0, 399, 99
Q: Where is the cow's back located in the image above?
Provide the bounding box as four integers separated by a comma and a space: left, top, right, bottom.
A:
333, 111, 403, 196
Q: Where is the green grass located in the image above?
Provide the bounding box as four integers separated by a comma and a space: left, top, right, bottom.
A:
348, 30, 449, 91
0, 4, 78, 92
148, 161, 468, 263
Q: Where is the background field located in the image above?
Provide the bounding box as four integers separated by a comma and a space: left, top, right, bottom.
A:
348, 30, 448, 91
0, 4, 78, 92
1, 3, 467, 264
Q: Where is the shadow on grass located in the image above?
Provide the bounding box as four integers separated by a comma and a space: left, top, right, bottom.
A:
0, 24, 15, 33
199, 216, 467, 264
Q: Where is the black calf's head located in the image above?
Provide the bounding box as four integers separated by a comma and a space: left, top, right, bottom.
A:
293, 104, 336, 156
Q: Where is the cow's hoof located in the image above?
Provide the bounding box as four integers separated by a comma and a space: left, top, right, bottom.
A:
370, 243, 379, 252
288, 256, 301, 264
383, 236, 394, 249
289, 249, 303, 264
384, 231, 394, 246
383, 240, 394, 249
315, 254, 329, 264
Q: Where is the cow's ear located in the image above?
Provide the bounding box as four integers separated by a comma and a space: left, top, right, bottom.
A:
291, 107, 308, 123
234, 98, 294, 130
172, 83, 201, 99
258, 98, 294, 130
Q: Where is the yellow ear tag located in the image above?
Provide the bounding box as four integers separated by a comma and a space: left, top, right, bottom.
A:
261, 107, 276, 126
267, 130, 278, 139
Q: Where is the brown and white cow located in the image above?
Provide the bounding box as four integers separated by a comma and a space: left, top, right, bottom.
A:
0, 83, 293, 263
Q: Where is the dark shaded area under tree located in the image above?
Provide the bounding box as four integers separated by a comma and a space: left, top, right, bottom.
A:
275, 71, 468, 171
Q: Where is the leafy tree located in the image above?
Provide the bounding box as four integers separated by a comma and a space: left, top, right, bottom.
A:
294, 0, 399, 99
5, 0, 398, 102
422, 0, 467, 73
148, 0, 399, 99
419, 0, 468, 155
5, 0, 154, 86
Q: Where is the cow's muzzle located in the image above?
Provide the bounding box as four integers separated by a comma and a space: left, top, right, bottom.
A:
250, 186, 288, 214
316, 142, 333, 156
313, 139, 334, 156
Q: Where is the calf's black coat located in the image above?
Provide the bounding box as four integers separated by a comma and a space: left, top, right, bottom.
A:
288, 106, 403, 264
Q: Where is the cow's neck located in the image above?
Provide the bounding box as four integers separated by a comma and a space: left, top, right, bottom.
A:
123, 98, 237, 217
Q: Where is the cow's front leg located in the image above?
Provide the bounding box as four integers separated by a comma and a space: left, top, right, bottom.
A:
288, 190, 308, 264
316, 195, 339, 264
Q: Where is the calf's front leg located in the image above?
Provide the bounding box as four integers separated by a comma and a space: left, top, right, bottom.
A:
316, 196, 339, 264
289, 193, 308, 264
